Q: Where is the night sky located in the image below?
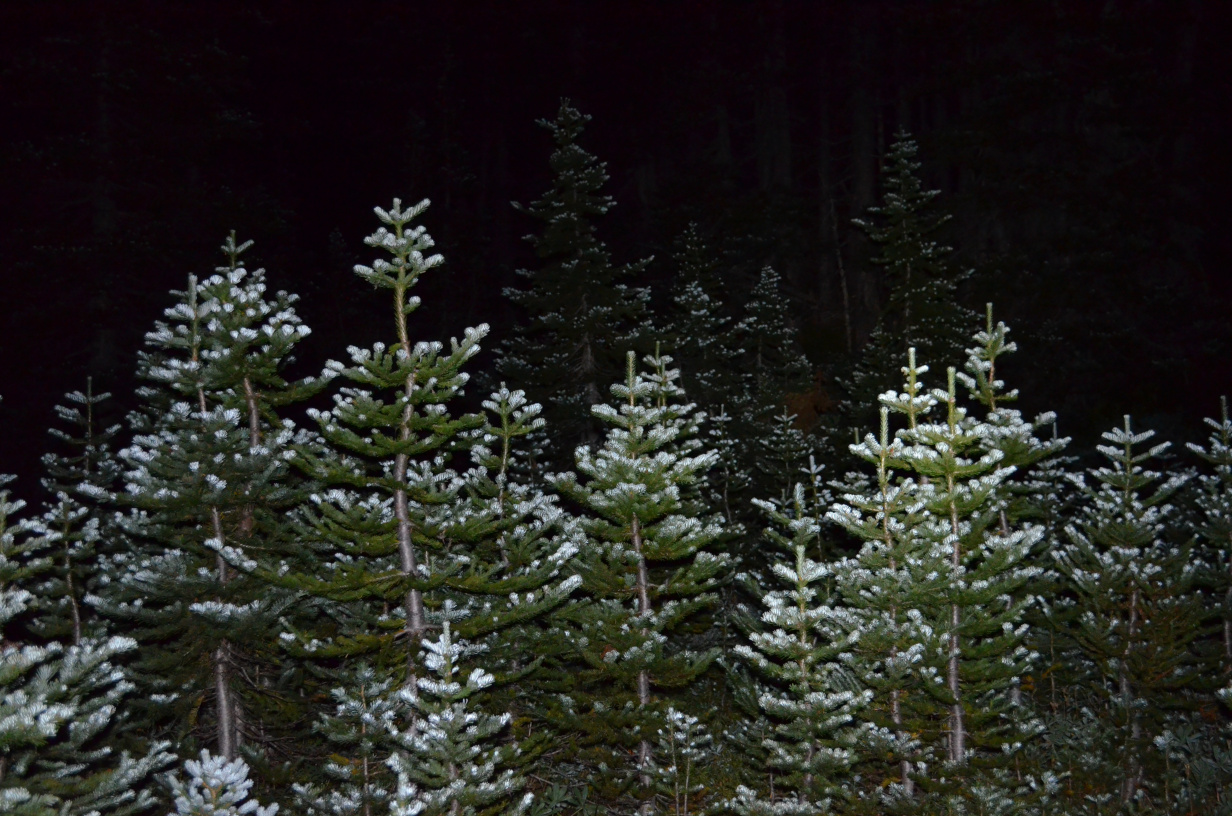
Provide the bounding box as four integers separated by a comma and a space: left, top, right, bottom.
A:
1, 0, 1229, 490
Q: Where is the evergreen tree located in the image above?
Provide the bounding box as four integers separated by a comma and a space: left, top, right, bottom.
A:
551, 350, 729, 812
1052, 417, 1201, 807
844, 130, 972, 433
728, 484, 870, 816
828, 345, 1048, 813
387, 622, 532, 816
497, 100, 652, 463
97, 234, 319, 761
166, 751, 278, 816
735, 267, 815, 514
0, 467, 172, 816
1188, 397, 1232, 675
651, 707, 712, 816
292, 665, 397, 816
31, 380, 122, 645
286, 197, 486, 672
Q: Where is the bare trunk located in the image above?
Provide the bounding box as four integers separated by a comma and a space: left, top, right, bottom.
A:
632, 514, 653, 813
829, 199, 853, 356
65, 554, 83, 646
1120, 588, 1142, 802
393, 285, 427, 675
947, 480, 965, 764
197, 360, 240, 759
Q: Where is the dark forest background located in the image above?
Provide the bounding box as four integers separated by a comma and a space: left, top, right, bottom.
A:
1, 0, 1228, 488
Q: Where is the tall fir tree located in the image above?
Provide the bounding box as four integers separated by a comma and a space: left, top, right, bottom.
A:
496, 100, 652, 464
550, 350, 729, 813
844, 130, 973, 434
97, 234, 320, 762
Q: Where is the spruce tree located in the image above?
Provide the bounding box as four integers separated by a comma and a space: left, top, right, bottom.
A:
550, 349, 729, 812
98, 234, 319, 761
0, 467, 172, 816
497, 100, 652, 463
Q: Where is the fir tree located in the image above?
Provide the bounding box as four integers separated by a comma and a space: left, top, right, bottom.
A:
651, 707, 712, 816
286, 197, 487, 677
98, 234, 320, 761
0, 467, 172, 816
828, 345, 1048, 812
497, 100, 652, 463
386, 622, 532, 816
31, 380, 123, 645
292, 665, 397, 816
1187, 397, 1232, 675
551, 350, 729, 812
1052, 417, 1200, 807
734, 267, 815, 517
166, 751, 278, 816
844, 130, 972, 434
728, 484, 870, 816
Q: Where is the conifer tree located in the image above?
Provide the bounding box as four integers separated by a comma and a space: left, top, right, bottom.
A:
1188, 397, 1232, 675
292, 665, 398, 816
31, 380, 121, 645
728, 484, 870, 816
827, 344, 1047, 812
166, 751, 278, 816
386, 622, 532, 816
1052, 417, 1200, 806
652, 707, 712, 816
844, 130, 972, 432
664, 223, 745, 416
284, 197, 487, 671
551, 350, 729, 812
497, 101, 652, 462
735, 267, 814, 513
0, 467, 172, 816
98, 235, 319, 760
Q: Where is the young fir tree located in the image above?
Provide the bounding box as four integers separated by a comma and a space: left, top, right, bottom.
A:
651, 707, 712, 816
728, 483, 871, 816
31, 380, 122, 645
1188, 397, 1232, 675
0, 468, 172, 816
386, 622, 532, 816
844, 130, 972, 434
551, 350, 729, 813
166, 751, 278, 816
98, 235, 319, 761
735, 267, 814, 512
496, 100, 652, 463
1052, 417, 1200, 808
828, 346, 1048, 813
292, 664, 398, 816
